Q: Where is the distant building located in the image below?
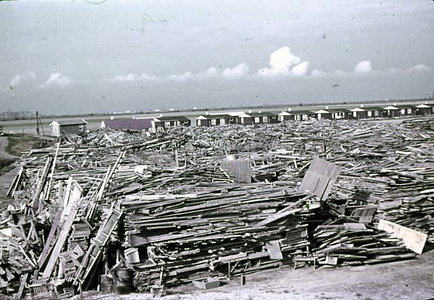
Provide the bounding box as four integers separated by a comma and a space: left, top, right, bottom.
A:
395, 104, 417, 117
278, 111, 294, 121
363, 106, 385, 118
415, 104, 432, 116
290, 110, 315, 121
152, 116, 191, 129
328, 108, 351, 120
49, 119, 87, 137
350, 107, 368, 119
383, 105, 400, 118
196, 114, 236, 127
238, 112, 279, 125
314, 109, 332, 120
101, 118, 153, 131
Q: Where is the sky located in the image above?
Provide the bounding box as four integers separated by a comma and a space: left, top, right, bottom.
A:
1, 0, 433, 115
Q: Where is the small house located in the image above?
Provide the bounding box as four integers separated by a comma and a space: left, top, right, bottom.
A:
395, 104, 417, 117
290, 110, 315, 121
328, 108, 351, 120
49, 119, 87, 137
415, 104, 432, 116
383, 105, 400, 118
278, 111, 295, 122
314, 109, 333, 120
238, 112, 279, 125
350, 107, 367, 119
363, 106, 385, 118
101, 118, 153, 131
196, 114, 236, 127
152, 116, 191, 129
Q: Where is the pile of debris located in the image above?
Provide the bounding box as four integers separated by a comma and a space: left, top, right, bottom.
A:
1, 117, 433, 298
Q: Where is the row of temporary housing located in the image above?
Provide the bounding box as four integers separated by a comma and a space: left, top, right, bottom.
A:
198, 103, 433, 126
49, 103, 433, 136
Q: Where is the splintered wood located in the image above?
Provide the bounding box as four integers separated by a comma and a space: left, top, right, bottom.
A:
1, 117, 434, 297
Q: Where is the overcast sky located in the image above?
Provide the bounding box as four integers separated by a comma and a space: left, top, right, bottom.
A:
1, 0, 433, 115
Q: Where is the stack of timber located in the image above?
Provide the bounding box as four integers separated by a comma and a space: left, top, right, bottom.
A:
122, 187, 318, 291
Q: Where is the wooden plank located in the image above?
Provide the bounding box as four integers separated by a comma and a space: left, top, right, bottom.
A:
37, 209, 63, 268
42, 181, 82, 279
377, 219, 427, 254
266, 240, 283, 260
299, 157, 341, 201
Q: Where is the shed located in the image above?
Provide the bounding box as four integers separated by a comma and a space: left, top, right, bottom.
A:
101, 118, 153, 131
49, 119, 87, 137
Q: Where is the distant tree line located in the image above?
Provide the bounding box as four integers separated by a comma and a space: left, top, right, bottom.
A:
0, 110, 34, 121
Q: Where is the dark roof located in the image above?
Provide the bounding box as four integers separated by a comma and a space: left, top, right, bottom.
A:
395, 104, 418, 109
57, 120, 87, 126
155, 116, 191, 122
363, 106, 385, 111
103, 118, 152, 130
198, 114, 232, 119
249, 112, 278, 117
289, 110, 315, 115
327, 108, 351, 113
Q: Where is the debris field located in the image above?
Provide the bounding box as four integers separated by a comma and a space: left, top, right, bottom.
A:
1, 117, 434, 298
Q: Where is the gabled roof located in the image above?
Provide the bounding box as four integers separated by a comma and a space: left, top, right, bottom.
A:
49, 119, 87, 126
350, 107, 365, 112
383, 105, 399, 110
278, 111, 292, 116
102, 118, 152, 130
416, 104, 431, 108
314, 109, 329, 114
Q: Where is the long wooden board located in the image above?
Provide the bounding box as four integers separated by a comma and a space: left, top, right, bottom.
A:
377, 219, 427, 254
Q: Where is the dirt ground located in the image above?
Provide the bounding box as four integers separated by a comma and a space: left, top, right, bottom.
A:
79, 249, 434, 300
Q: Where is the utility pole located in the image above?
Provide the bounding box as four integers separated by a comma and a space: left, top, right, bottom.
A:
36, 111, 45, 135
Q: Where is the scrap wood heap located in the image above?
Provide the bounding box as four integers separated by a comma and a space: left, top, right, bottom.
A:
0, 117, 433, 297
122, 187, 318, 291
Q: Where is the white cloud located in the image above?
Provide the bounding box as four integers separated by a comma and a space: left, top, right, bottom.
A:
9, 71, 36, 88
270, 46, 301, 71
292, 61, 310, 76
222, 63, 250, 78
311, 69, 327, 77
407, 64, 431, 73
40, 73, 73, 88
258, 46, 310, 77
354, 60, 373, 73
115, 73, 158, 82
167, 71, 192, 81
204, 67, 218, 77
